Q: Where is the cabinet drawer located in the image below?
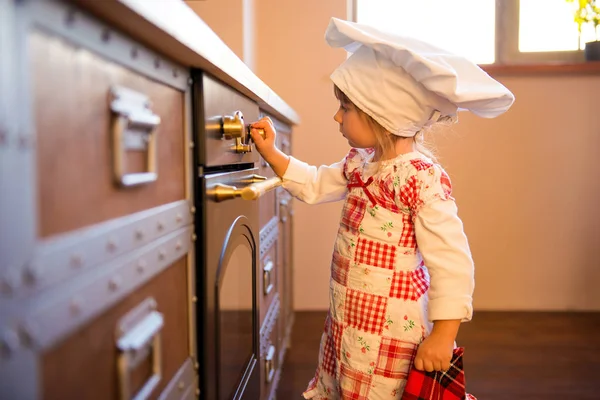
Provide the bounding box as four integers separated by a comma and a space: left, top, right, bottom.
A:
260, 296, 281, 400
39, 245, 191, 400
259, 217, 279, 326
259, 187, 278, 231
31, 28, 187, 238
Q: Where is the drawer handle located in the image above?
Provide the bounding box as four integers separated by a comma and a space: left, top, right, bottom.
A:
263, 260, 274, 295
116, 298, 164, 400
110, 86, 161, 187
209, 176, 282, 202
265, 345, 276, 383
279, 199, 289, 223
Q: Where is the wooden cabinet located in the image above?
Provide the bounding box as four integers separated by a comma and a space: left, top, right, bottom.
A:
0, 1, 197, 399
0, 1, 297, 399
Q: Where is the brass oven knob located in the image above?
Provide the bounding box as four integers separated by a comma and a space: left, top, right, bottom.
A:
221, 111, 245, 140
220, 111, 266, 153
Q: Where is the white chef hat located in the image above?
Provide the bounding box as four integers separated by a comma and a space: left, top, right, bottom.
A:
326, 18, 515, 137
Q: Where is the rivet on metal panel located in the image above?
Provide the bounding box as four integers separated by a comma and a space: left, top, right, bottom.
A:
195, 389, 200, 396
108, 277, 121, 291
191, 233, 197, 242
70, 253, 83, 269
18, 135, 30, 150
178, 381, 185, 390
0, 273, 16, 295
65, 9, 77, 26
107, 238, 117, 252
194, 362, 199, 370
69, 296, 84, 316
0, 330, 20, 358
135, 229, 144, 240
176, 213, 183, 223
175, 241, 182, 251
189, 141, 195, 149
158, 249, 166, 261
22, 263, 39, 286
192, 296, 197, 303
18, 322, 38, 348
190, 206, 196, 214
137, 260, 147, 273
101, 29, 111, 42
157, 221, 164, 231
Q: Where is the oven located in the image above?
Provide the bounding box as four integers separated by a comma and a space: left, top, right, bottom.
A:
193, 73, 281, 400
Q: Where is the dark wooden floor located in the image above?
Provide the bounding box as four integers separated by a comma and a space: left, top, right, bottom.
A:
277, 311, 600, 400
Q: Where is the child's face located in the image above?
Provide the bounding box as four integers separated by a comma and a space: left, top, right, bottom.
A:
333, 100, 377, 149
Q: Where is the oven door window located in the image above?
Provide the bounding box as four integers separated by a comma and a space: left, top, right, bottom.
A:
216, 222, 256, 400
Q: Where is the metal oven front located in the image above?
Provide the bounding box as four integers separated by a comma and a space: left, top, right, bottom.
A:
193, 73, 280, 400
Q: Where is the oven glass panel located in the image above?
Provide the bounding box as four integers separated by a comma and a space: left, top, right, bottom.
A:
218, 239, 254, 400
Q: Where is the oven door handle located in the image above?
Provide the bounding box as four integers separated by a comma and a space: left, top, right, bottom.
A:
209, 176, 282, 202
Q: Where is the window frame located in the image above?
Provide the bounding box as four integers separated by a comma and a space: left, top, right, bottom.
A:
351, 0, 587, 66
497, 0, 585, 64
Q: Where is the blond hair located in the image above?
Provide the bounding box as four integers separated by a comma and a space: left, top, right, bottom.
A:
333, 85, 437, 162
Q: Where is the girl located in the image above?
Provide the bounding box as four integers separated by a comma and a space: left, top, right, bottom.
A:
250, 18, 514, 399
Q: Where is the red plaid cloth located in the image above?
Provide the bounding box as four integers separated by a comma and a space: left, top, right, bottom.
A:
401, 347, 476, 400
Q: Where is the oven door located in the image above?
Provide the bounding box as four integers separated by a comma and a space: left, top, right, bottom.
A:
198, 167, 280, 400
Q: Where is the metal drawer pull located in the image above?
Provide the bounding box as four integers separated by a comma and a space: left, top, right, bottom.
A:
263, 260, 274, 295
279, 199, 289, 223
209, 176, 282, 202
265, 345, 276, 383
117, 298, 164, 400
110, 86, 161, 187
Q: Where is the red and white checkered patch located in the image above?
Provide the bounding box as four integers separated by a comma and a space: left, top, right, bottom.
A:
343, 149, 361, 180
355, 238, 396, 270
303, 367, 320, 396
399, 175, 422, 212
341, 195, 367, 235
332, 250, 350, 286
389, 264, 429, 301
323, 313, 332, 334
345, 289, 387, 334
410, 159, 434, 171
440, 170, 453, 198
322, 335, 337, 375
339, 363, 373, 400
398, 213, 417, 249
412, 266, 429, 300
331, 317, 345, 359
374, 337, 417, 379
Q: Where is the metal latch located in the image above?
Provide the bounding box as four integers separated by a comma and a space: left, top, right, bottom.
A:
116, 297, 164, 400
110, 86, 161, 187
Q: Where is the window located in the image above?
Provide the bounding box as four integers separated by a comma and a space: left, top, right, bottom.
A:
356, 0, 495, 64
355, 0, 591, 65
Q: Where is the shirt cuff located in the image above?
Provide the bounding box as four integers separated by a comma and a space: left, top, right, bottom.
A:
428, 297, 473, 322
282, 156, 310, 184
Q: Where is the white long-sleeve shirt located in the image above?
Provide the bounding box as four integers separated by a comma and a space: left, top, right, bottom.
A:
281, 148, 474, 322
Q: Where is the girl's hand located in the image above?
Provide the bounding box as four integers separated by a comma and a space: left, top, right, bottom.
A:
249, 116, 277, 159
413, 332, 454, 372
249, 116, 290, 177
